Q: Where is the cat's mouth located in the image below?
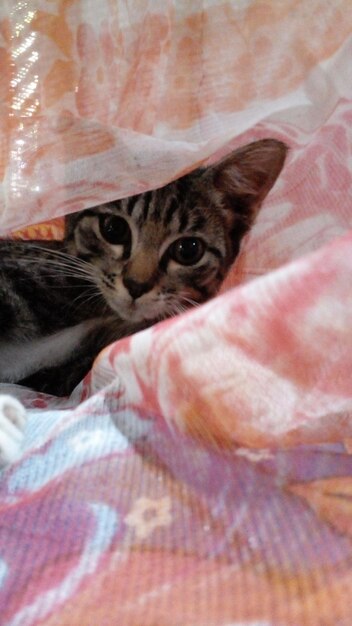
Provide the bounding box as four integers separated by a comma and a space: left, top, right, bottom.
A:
103, 284, 186, 325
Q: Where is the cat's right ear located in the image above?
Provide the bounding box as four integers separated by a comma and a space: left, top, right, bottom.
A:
205, 138, 288, 228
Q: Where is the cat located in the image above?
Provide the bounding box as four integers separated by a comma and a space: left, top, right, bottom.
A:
0, 139, 287, 398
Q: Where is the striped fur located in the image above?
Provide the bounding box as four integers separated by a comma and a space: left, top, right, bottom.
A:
0, 139, 287, 395
65, 139, 287, 323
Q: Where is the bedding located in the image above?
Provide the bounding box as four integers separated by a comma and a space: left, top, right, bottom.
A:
1, 1, 352, 624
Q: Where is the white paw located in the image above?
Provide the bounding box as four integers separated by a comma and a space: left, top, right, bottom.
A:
0, 395, 27, 466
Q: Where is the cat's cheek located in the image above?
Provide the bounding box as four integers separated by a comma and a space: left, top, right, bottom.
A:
99, 282, 126, 314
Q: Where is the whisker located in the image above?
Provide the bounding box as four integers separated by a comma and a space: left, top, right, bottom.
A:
25, 244, 95, 269
6, 243, 97, 275
69, 287, 103, 315
162, 301, 187, 319
7, 257, 98, 284
179, 295, 201, 308
13, 256, 96, 274
35, 283, 96, 290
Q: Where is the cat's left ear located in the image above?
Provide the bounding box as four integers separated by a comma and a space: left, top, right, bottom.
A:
205, 138, 288, 225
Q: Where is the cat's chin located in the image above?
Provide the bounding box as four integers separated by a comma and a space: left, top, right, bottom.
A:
108, 301, 159, 325
119, 311, 155, 324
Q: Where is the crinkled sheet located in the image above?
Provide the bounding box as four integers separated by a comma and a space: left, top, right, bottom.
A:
1, 1, 352, 624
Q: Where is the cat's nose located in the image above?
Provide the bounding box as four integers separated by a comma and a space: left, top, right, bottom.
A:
123, 277, 151, 300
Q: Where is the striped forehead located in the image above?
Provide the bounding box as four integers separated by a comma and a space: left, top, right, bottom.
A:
118, 187, 207, 234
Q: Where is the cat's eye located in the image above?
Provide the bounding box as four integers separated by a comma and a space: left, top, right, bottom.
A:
168, 237, 205, 266
99, 214, 131, 247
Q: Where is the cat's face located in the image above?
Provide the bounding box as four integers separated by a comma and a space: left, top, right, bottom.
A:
66, 194, 231, 323
65, 139, 287, 323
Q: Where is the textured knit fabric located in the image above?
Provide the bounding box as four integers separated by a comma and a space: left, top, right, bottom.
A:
1, 1, 352, 624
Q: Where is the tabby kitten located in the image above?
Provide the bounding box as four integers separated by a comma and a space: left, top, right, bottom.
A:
0, 139, 287, 396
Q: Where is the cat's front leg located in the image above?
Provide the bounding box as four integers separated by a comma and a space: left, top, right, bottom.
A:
0, 395, 27, 466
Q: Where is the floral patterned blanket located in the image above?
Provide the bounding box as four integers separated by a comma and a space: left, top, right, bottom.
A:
1, 1, 352, 624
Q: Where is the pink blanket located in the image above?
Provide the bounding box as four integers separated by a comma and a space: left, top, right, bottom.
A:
1, 1, 352, 624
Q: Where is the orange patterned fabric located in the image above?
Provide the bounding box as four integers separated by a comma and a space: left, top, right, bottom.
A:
1, 0, 351, 233
1, 2, 352, 625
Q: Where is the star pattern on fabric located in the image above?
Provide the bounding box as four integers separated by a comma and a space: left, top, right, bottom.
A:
124, 496, 173, 539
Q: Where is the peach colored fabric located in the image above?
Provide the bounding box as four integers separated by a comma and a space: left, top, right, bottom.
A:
1, 0, 351, 233
1, 2, 352, 625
